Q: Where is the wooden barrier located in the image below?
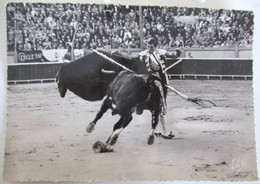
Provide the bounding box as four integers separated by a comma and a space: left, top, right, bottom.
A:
8, 62, 63, 81
165, 58, 252, 75
7, 58, 253, 83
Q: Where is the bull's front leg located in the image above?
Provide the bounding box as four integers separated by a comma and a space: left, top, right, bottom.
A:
106, 113, 133, 145
86, 97, 110, 133
148, 111, 159, 145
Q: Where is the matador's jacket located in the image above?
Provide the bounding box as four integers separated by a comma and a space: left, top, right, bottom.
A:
139, 48, 169, 115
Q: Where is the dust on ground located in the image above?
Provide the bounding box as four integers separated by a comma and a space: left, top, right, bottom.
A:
3, 80, 258, 182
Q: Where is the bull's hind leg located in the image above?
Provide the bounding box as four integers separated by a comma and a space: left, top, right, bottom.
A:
106, 114, 133, 145
86, 98, 110, 133
148, 111, 159, 145
106, 117, 124, 145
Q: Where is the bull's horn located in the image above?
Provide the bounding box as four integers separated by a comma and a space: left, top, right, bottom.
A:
101, 69, 116, 74
55, 71, 59, 83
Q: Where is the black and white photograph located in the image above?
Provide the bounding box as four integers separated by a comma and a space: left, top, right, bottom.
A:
2, 0, 259, 182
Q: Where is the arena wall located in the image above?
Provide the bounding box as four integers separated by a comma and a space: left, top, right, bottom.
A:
7, 58, 252, 84
8, 63, 62, 83
165, 59, 252, 80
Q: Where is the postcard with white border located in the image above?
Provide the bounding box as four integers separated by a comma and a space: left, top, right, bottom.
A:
2, 0, 259, 182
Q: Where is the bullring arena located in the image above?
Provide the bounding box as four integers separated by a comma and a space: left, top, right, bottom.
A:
4, 78, 258, 181
4, 47, 258, 182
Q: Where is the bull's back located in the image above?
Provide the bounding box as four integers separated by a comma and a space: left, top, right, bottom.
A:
108, 71, 150, 113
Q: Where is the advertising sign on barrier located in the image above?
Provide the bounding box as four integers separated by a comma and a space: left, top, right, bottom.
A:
17, 50, 49, 63
17, 49, 85, 63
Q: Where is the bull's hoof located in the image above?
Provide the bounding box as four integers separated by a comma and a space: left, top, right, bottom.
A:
86, 122, 95, 133
109, 135, 118, 145
93, 141, 113, 153
147, 135, 155, 145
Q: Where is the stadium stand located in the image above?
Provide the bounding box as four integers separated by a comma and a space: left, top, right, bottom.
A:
6, 3, 253, 52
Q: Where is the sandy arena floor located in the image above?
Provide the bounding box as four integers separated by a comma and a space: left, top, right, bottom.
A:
3, 80, 258, 182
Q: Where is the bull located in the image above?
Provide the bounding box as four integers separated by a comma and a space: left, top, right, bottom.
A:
56, 50, 142, 101
56, 50, 215, 152
86, 70, 170, 152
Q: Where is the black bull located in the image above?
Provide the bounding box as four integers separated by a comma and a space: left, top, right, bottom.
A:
56, 50, 169, 151
86, 71, 165, 148
56, 50, 145, 101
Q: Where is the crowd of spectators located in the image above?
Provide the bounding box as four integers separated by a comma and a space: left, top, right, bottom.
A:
6, 3, 254, 52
